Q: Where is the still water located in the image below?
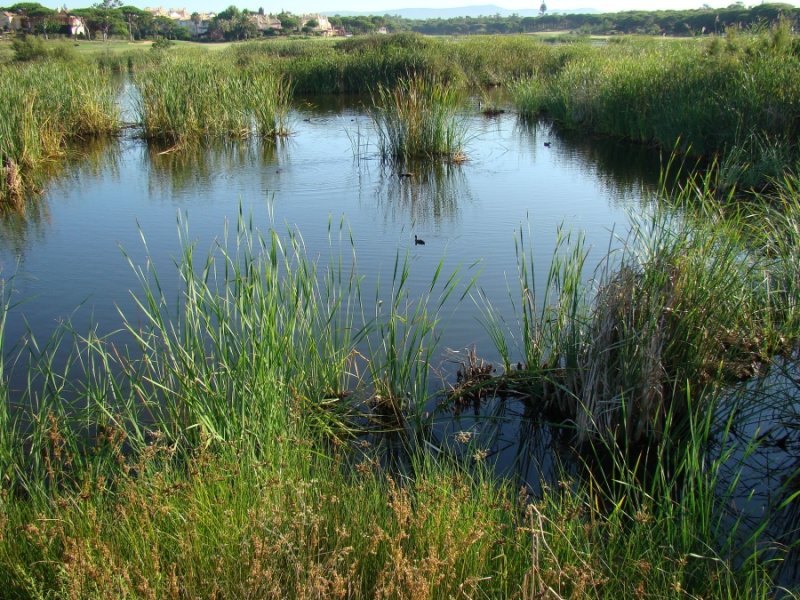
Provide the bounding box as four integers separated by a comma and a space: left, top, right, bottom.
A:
0, 98, 661, 359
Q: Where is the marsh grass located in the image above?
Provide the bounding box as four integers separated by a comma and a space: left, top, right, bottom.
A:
510, 35, 800, 189
364, 250, 472, 432
481, 170, 800, 446
0, 402, 781, 598
371, 74, 468, 165
135, 55, 292, 146
0, 208, 792, 596
0, 61, 119, 206
1, 34, 799, 596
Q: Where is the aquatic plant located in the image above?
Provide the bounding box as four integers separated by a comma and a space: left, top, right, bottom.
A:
482, 169, 800, 446
510, 36, 800, 189
0, 60, 119, 206
371, 74, 468, 164
0, 214, 789, 597
135, 55, 292, 145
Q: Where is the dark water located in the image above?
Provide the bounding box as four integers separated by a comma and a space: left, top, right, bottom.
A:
1, 96, 797, 583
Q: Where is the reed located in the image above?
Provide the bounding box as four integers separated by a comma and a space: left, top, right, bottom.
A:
135, 55, 292, 145
371, 74, 468, 164
510, 36, 800, 189
0, 60, 119, 205
0, 210, 791, 596
482, 167, 800, 447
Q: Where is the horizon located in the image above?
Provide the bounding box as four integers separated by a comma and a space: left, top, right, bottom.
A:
31, 0, 800, 19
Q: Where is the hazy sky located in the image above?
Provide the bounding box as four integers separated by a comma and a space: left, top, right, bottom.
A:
54, 0, 800, 18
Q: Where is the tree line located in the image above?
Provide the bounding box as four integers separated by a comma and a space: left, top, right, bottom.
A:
389, 3, 799, 36
2, 1, 797, 41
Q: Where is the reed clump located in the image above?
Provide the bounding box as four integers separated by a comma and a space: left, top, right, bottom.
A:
484, 171, 800, 446
135, 55, 292, 146
371, 74, 468, 164
511, 35, 800, 189
0, 60, 119, 207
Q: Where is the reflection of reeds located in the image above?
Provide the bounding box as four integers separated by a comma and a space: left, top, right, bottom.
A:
146, 138, 284, 196
371, 75, 467, 164
378, 161, 468, 226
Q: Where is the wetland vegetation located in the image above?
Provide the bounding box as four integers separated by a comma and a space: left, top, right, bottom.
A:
1, 29, 799, 597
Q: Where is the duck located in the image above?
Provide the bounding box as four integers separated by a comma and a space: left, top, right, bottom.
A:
543, 141, 551, 148
415, 235, 425, 246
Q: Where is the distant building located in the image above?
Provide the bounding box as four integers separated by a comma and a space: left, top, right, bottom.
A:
1, 11, 22, 31
59, 13, 86, 36
249, 13, 282, 33
300, 14, 333, 36
145, 7, 215, 35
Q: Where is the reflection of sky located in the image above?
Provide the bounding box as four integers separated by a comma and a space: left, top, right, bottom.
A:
0, 102, 657, 367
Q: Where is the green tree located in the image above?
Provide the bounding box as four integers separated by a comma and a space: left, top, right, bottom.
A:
278, 11, 300, 31
7, 3, 54, 34
119, 5, 145, 40
190, 11, 201, 35
93, 0, 123, 41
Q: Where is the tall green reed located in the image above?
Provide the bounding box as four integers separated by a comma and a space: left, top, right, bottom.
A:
483, 172, 800, 445
371, 74, 468, 164
135, 55, 292, 146
0, 210, 473, 495
0, 216, 789, 597
364, 250, 471, 431
0, 60, 119, 205
510, 35, 800, 189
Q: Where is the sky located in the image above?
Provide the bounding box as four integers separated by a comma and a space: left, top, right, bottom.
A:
49, 0, 800, 20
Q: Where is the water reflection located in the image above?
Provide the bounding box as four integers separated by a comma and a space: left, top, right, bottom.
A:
373, 161, 472, 228
515, 118, 665, 204
0, 136, 121, 260
146, 138, 288, 199
717, 356, 800, 586
0, 200, 50, 262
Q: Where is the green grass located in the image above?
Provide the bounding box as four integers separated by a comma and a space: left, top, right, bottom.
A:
478, 165, 800, 447
370, 74, 468, 164
2, 31, 800, 597
0, 59, 119, 206
510, 33, 800, 190
135, 54, 292, 145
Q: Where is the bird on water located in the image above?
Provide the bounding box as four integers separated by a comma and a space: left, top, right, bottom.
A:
415, 235, 426, 245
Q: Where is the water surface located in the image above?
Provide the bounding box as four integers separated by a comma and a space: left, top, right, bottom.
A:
0, 99, 662, 360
